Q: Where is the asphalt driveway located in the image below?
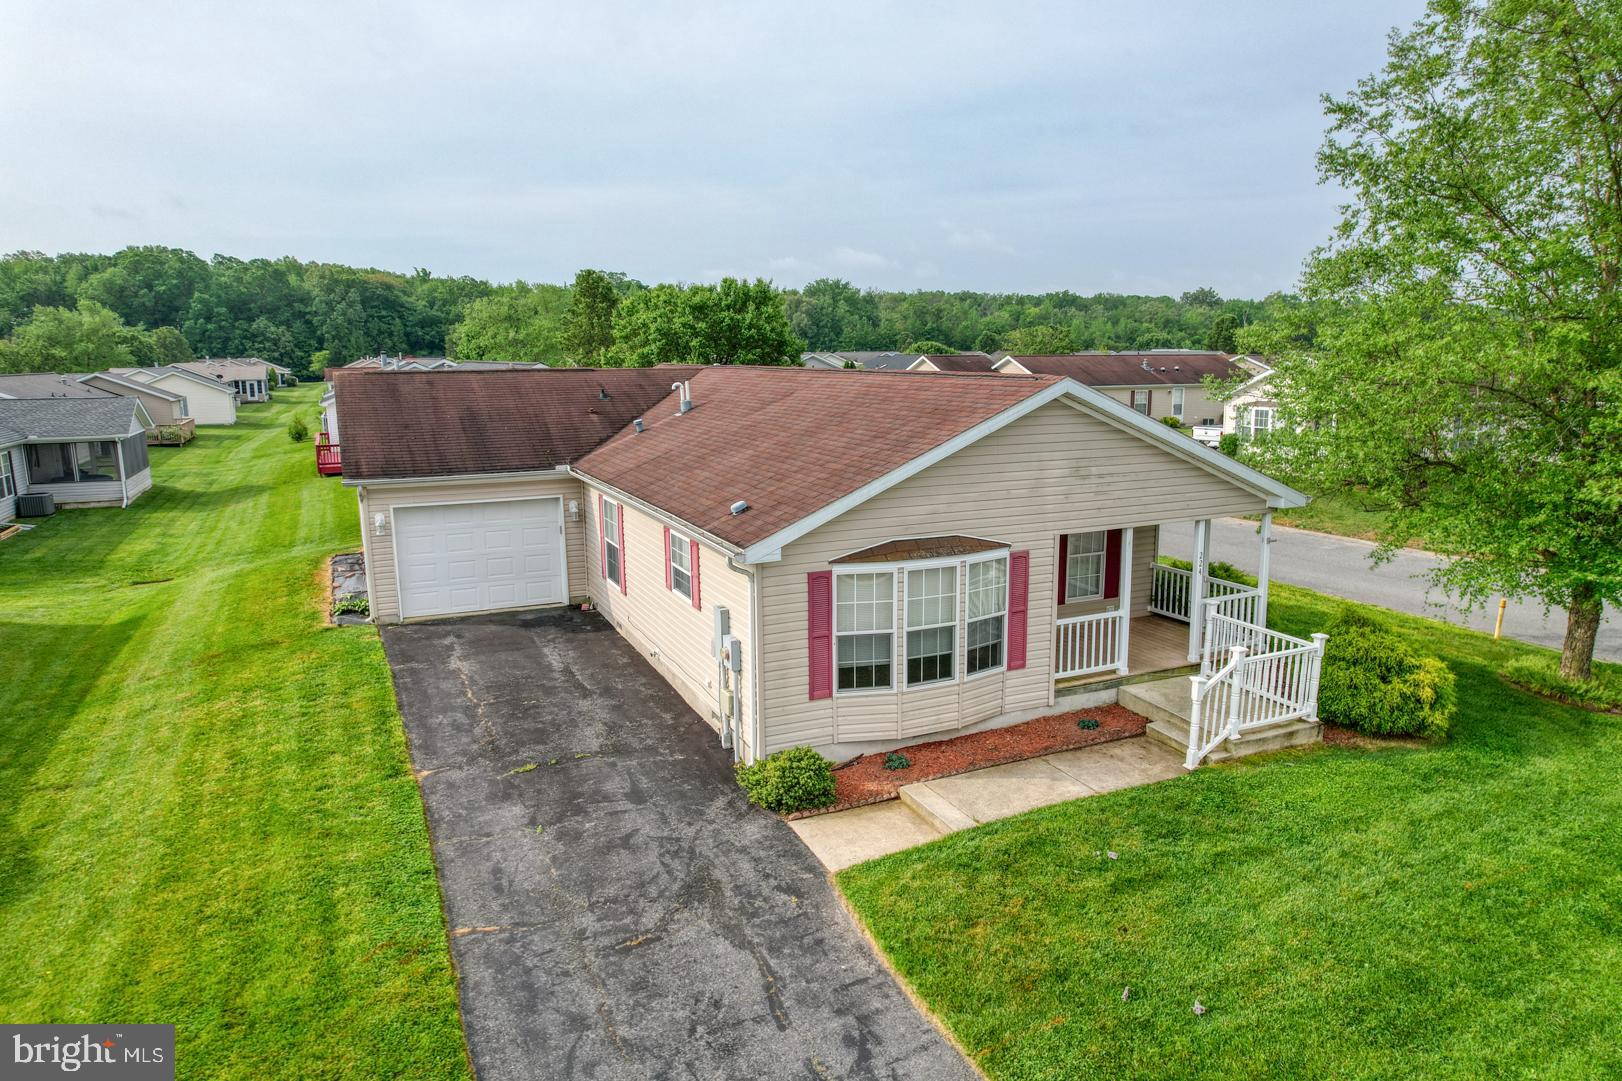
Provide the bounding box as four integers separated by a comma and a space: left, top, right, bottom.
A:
382, 608, 977, 1081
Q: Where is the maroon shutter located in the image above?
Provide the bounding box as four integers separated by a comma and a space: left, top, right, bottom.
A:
690, 538, 702, 610
663, 525, 673, 590
1104, 529, 1123, 599
598, 494, 606, 579
618, 504, 628, 594
808, 571, 833, 700
1056, 532, 1070, 605
1007, 551, 1029, 670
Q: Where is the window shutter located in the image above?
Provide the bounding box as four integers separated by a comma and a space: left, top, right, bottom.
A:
807, 571, 833, 700
1104, 529, 1123, 599
1008, 550, 1029, 670
1056, 533, 1069, 605
598, 494, 606, 579
663, 525, 673, 590
618, 504, 628, 594
690, 538, 702, 610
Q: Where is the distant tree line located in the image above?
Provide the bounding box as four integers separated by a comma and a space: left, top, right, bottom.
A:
0, 246, 1293, 376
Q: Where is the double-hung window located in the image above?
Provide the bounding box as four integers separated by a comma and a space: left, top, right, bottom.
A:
1247, 407, 1274, 440
1171, 386, 1185, 418
1065, 531, 1106, 601
906, 565, 957, 686
603, 500, 623, 586
0, 450, 13, 498
1131, 389, 1150, 415
835, 572, 893, 691
669, 530, 693, 599
965, 556, 1008, 675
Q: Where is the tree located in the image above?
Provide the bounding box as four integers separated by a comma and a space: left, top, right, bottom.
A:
1205, 313, 1240, 353
613, 279, 803, 366
0, 300, 136, 372
903, 339, 955, 355
1248, 0, 1622, 681
446, 283, 572, 362
1000, 324, 1074, 355
149, 326, 192, 365
243, 317, 303, 374
785, 278, 881, 350
1179, 287, 1222, 308
561, 269, 619, 363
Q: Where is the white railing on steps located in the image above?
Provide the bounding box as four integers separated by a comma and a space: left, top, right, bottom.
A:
1186, 611, 1327, 769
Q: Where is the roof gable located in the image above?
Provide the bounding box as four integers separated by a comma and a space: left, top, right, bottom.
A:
1001, 352, 1241, 386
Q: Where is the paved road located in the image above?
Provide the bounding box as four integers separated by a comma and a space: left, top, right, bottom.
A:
383, 607, 977, 1081
1159, 518, 1621, 663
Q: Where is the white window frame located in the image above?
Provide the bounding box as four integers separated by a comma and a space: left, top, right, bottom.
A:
603, 499, 623, 587
0, 449, 13, 499
834, 569, 895, 694
1131, 389, 1150, 415
905, 564, 958, 687
668, 528, 693, 600
1171, 386, 1185, 417
1247, 406, 1275, 440
1065, 531, 1106, 602
964, 553, 1009, 678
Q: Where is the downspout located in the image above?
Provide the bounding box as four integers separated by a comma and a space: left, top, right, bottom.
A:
728, 555, 765, 764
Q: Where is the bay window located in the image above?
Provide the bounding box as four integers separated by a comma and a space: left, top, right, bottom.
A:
905, 565, 957, 686
1065, 531, 1106, 601
835, 571, 893, 691
965, 556, 1008, 675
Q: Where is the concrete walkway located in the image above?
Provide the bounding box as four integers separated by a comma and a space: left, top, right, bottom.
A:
790, 736, 1186, 872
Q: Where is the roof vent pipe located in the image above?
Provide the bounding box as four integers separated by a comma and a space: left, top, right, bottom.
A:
599, 386, 611, 400
633, 418, 645, 433
729, 500, 749, 516
672, 380, 693, 414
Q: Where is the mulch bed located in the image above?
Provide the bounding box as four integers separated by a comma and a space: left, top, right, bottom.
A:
789, 704, 1149, 819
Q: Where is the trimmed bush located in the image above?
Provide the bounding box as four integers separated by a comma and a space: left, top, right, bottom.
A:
1156, 555, 1257, 587
735, 746, 836, 813
1502, 655, 1622, 712
287, 415, 309, 443
1318, 608, 1456, 738
1218, 432, 1240, 457
882, 752, 911, 771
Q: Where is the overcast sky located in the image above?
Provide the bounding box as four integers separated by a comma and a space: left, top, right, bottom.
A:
1, 1, 1424, 297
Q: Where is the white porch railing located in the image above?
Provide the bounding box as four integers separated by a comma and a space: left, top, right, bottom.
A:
1150, 563, 1260, 626
1187, 611, 1327, 769
1054, 609, 1122, 678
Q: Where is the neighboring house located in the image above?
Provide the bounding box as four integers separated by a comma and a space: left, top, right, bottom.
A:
344, 353, 459, 371
266, 362, 294, 386
907, 353, 1000, 373
320, 384, 339, 443
451, 360, 550, 370
78, 372, 192, 437
992, 351, 1243, 427
335, 366, 1309, 764
109, 366, 239, 425
1218, 368, 1281, 445
0, 397, 154, 520
173, 359, 273, 402
801, 351, 924, 371
0, 372, 116, 401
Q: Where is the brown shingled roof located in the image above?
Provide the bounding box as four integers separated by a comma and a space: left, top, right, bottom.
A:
1007, 352, 1240, 385
919, 353, 998, 373
331, 368, 681, 481
575, 367, 1058, 548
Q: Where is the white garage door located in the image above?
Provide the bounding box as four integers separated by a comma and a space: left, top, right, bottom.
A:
395, 498, 567, 619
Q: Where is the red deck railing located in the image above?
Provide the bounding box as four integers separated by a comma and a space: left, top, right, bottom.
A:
316, 435, 342, 475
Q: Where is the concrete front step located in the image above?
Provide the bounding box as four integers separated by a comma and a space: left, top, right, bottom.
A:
1124, 673, 1323, 763
898, 782, 977, 834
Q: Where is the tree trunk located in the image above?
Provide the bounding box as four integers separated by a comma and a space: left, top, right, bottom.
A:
1559, 584, 1602, 682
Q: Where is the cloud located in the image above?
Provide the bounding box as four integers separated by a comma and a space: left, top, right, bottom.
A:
831, 247, 890, 269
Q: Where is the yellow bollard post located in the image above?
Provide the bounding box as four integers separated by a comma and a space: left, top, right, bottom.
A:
1493, 597, 1507, 639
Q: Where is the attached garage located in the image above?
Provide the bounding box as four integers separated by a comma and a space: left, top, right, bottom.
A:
393, 497, 568, 619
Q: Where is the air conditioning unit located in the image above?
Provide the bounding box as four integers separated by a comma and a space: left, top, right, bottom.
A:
17, 492, 55, 517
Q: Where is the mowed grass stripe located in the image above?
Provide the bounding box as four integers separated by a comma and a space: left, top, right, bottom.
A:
0, 385, 470, 1080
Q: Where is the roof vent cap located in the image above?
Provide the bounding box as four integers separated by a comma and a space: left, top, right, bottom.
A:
729, 500, 749, 516
633, 418, 644, 433
598, 386, 611, 400
672, 380, 693, 414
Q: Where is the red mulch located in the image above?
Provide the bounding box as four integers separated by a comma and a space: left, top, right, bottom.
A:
789, 705, 1149, 819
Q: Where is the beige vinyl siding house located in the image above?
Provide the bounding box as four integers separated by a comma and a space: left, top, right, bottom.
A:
80, 373, 189, 426
0, 445, 21, 522
583, 486, 758, 762
116, 367, 238, 425
753, 399, 1264, 757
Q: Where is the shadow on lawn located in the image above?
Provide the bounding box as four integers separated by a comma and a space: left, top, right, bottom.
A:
0, 616, 145, 917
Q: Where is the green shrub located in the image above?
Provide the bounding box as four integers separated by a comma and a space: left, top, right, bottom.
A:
1155, 555, 1256, 587
287, 415, 309, 443
332, 595, 370, 616
1077, 717, 1100, 730
1502, 655, 1622, 712
1218, 432, 1240, 457
1160, 415, 1184, 430
1318, 608, 1456, 738
882, 752, 911, 771
735, 746, 836, 813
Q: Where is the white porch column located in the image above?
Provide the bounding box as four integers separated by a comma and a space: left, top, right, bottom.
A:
1256, 511, 1273, 627
1116, 526, 1134, 675
1188, 518, 1210, 662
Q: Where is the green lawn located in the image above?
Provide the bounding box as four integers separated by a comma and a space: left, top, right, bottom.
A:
840, 587, 1622, 1080
0, 386, 470, 1080
1259, 488, 1397, 543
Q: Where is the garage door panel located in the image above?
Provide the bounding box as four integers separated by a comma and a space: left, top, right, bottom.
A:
395, 498, 566, 619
